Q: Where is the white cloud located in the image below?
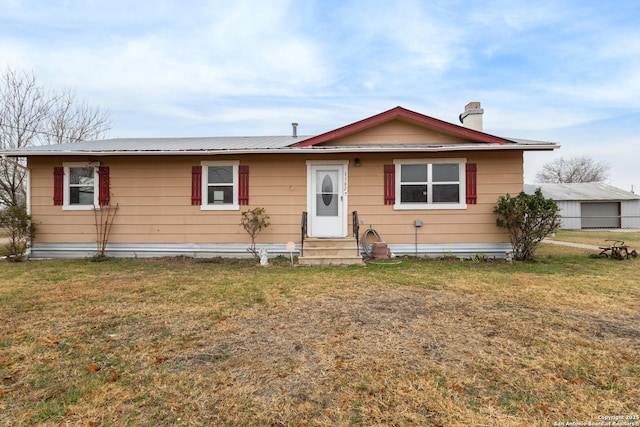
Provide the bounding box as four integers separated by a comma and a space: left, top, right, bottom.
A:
338, 1, 466, 75
3, 0, 333, 105
1, 0, 639, 196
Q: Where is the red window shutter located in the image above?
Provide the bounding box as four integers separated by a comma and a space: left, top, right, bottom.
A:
384, 164, 395, 205
466, 163, 477, 204
238, 165, 249, 205
191, 166, 202, 205
53, 167, 64, 206
98, 166, 110, 206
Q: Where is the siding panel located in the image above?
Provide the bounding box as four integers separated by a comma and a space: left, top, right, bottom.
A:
28, 151, 520, 247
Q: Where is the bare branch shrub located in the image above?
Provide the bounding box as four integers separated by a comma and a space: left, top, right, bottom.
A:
240, 207, 270, 259
93, 203, 119, 260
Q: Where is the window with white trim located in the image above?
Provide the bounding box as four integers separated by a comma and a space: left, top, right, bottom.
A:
200, 161, 239, 210
394, 159, 466, 210
63, 162, 100, 210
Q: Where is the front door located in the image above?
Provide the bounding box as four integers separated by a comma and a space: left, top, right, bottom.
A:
307, 162, 348, 237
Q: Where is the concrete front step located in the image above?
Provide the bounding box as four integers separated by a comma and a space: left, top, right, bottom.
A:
298, 256, 365, 266
299, 237, 364, 266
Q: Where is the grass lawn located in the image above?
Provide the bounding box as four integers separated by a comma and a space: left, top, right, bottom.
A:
0, 241, 638, 426
547, 229, 640, 248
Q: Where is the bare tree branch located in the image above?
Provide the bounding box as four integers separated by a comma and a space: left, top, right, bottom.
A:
44, 89, 110, 145
0, 68, 53, 150
535, 156, 609, 184
0, 67, 111, 207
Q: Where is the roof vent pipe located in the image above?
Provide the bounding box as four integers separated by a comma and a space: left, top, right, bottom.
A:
292, 122, 298, 138
459, 102, 484, 131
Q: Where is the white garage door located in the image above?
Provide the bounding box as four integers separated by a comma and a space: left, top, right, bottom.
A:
581, 202, 620, 229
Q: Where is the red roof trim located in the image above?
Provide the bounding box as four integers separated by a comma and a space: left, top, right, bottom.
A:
291, 106, 511, 147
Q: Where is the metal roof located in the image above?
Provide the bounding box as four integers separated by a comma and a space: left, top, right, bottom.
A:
0, 107, 559, 157
4, 135, 313, 154
505, 137, 560, 146
1, 140, 558, 157
525, 182, 640, 201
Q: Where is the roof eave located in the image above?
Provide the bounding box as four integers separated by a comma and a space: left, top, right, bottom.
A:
3, 143, 559, 157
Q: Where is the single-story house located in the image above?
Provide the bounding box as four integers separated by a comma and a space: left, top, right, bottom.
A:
3, 103, 558, 264
525, 182, 640, 230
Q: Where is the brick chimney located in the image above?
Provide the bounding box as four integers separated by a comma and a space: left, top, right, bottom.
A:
459, 102, 484, 131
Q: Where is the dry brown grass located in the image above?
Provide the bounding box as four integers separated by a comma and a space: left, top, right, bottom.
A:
1, 248, 638, 426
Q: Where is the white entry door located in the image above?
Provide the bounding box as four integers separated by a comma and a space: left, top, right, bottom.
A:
308, 162, 348, 237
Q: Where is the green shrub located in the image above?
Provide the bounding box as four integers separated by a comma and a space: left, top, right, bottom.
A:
494, 189, 561, 261
0, 204, 36, 261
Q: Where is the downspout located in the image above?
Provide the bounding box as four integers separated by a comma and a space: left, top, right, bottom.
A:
1, 155, 32, 257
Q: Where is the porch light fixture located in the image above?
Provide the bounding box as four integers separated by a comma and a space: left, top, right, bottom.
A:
354, 158, 361, 167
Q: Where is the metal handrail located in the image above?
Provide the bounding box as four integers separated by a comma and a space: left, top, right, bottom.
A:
352, 211, 360, 256
301, 211, 308, 257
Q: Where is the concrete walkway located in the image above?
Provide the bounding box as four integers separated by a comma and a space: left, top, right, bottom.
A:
542, 239, 600, 250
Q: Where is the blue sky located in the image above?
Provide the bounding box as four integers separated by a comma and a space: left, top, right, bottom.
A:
2, 0, 639, 191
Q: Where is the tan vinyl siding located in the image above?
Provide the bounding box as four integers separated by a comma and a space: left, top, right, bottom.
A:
29, 155, 309, 244
28, 149, 521, 247
344, 151, 521, 244
324, 120, 469, 145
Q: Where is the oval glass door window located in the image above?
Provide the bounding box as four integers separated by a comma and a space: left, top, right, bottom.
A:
316, 170, 339, 217
322, 174, 333, 206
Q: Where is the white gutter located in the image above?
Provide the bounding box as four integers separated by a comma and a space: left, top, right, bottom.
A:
2, 143, 559, 157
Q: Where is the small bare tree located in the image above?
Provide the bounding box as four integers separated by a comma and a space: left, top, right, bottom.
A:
535, 156, 609, 184
0, 67, 110, 207
240, 207, 270, 259
94, 203, 119, 259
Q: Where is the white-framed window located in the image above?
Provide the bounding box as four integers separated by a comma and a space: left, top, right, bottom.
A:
63, 162, 100, 210
200, 161, 239, 210
394, 158, 467, 210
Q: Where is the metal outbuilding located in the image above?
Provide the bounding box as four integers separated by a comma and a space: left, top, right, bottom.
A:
525, 182, 640, 229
